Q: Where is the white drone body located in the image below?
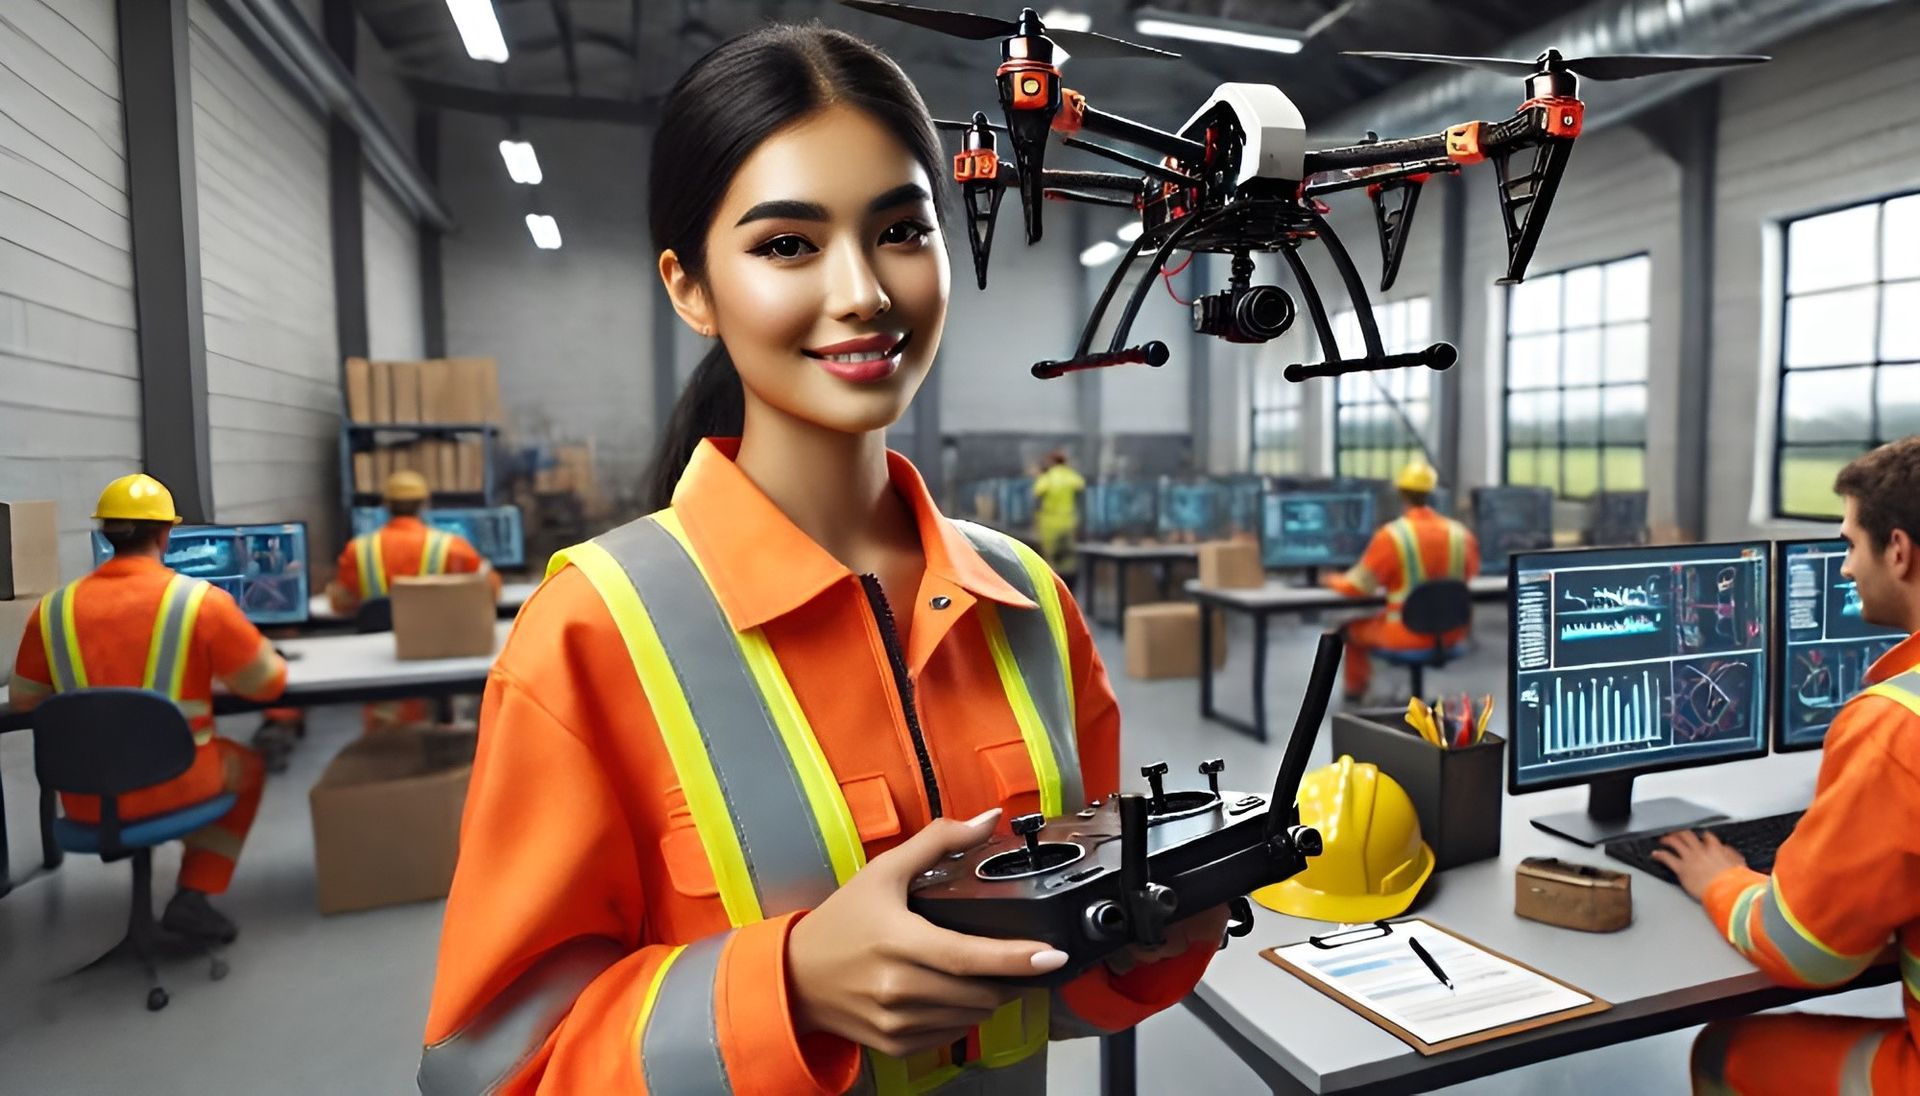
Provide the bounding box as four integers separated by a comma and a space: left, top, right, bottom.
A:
1177, 83, 1309, 185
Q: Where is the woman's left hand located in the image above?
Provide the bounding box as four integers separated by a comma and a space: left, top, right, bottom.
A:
1103, 904, 1233, 976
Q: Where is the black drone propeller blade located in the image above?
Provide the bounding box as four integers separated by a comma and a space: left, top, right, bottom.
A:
1558, 53, 1769, 80
934, 117, 1010, 132
838, 0, 1012, 39
1343, 50, 1537, 75
1048, 28, 1180, 61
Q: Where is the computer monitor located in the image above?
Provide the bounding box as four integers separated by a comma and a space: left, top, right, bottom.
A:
350, 505, 527, 569
1472, 486, 1555, 572
1260, 491, 1374, 571
1218, 476, 1266, 541
1587, 490, 1649, 546
92, 523, 311, 626
998, 477, 1036, 529
1508, 541, 1771, 846
1157, 479, 1224, 540
1084, 481, 1157, 540
1774, 539, 1906, 752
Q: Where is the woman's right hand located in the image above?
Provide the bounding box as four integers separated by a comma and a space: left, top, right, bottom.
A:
786, 808, 1069, 1057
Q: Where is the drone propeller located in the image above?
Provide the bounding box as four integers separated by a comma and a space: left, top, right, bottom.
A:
839, 1, 1181, 60
1344, 49, 1768, 80
935, 117, 1010, 133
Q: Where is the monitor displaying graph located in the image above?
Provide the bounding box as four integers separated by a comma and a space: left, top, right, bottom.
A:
1157, 479, 1224, 540
1261, 491, 1374, 569
1509, 542, 1770, 790
1472, 485, 1555, 572
1084, 481, 1157, 539
351, 505, 526, 569
1775, 539, 1907, 751
92, 523, 310, 626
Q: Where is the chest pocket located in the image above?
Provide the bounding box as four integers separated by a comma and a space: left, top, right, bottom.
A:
659, 774, 903, 899
977, 739, 1044, 818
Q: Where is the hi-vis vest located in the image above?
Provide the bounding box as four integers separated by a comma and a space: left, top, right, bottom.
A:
1382, 516, 1468, 624
561, 511, 1077, 1095
355, 527, 454, 600
38, 573, 215, 743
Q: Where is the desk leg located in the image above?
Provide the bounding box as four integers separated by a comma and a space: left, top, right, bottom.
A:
39, 787, 61, 872
0, 761, 9, 898
1251, 612, 1270, 743
1156, 561, 1171, 602
1101, 1028, 1137, 1096
1199, 602, 1217, 720
1115, 562, 1131, 636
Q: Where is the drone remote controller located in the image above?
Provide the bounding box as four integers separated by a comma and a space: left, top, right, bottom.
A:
907, 631, 1342, 986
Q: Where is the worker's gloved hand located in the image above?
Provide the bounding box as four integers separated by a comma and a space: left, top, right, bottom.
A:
787, 809, 1068, 1057
1650, 829, 1748, 902
1102, 903, 1234, 976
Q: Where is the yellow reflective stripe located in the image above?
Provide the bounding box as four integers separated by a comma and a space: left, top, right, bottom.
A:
1003, 536, 1076, 727
423, 530, 452, 575
1446, 523, 1466, 577
628, 944, 687, 1058
357, 535, 388, 599
1341, 563, 1381, 595
1388, 519, 1421, 589
169, 581, 210, 700
140, 576, 177, 692
652, 510, 867, 886
978, 603, 1063, 819
553, 542, 761, 925
869, 1050, 961, 1095
56, 584, 87, 689
1726, 882, 1763, 954
1900, 945, 1920, 1005
40, 587, 87, 692
976, 990, 1048, 1067
1864, 680, 1920, 719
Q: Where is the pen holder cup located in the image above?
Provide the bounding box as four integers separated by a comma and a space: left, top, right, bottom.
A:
1331, 710, 1503, 870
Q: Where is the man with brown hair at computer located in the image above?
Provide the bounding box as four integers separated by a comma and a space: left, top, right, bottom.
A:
1655, 437, 1920, 1094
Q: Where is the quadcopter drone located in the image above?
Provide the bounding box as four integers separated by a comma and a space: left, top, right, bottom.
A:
841, 1, 1766, 382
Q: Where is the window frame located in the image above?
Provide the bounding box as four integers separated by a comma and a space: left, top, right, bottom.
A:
1248, 347, 1305, 475
1328, 297, 1435, 480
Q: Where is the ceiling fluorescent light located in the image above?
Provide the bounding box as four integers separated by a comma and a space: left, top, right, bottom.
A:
1117, 221, 1144, 242
1080, 240, 1121, 266
1041, 8, 1092, 33
446, 0, 510, 63
498, 140, 543, 184
1133, 9, 1303, 54
526, 213, 562, 249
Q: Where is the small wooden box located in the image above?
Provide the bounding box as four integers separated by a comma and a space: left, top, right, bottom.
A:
1514, 857, 1632, 933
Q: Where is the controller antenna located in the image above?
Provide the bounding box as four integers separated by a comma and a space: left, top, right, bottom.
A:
1264, 632, 1343, 849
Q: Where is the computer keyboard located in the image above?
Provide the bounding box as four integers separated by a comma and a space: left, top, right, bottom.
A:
1604, 811, 1805, 886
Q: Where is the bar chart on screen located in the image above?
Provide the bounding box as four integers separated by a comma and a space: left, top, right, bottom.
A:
1536, 669, 1663, 756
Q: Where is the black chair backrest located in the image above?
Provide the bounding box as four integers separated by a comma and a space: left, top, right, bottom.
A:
32, 689, 198, 797
1402, 579, 1472, 640
355, 598, 393, 634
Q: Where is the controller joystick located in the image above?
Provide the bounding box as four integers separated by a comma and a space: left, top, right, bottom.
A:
977, 812, 1085, 881
1200, 758, 1225, 800
1013, 812, 1045, 860
1140, 762, 1169, 814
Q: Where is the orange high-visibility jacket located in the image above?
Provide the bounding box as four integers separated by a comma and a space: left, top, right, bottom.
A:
422, 440, 1213, 1095
1700, 630, 1920, 1087
332, 516, 497, 604
9, 555, 286, 822
1326, 506, 1480, 649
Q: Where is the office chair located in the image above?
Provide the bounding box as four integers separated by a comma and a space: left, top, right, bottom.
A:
354, 598, 392, 633
33, 689, 234, 1011
1373, 579, 1474, 698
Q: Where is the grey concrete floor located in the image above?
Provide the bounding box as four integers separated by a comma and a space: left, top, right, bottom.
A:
0, 603, 1897, 1093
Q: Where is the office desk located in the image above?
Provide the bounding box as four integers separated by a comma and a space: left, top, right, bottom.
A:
1186, 749, 1896, 1095
1188, 575, 1510, 741
0, 621, 510, 896
301, 580, 538, 631
1074, 542, 1202, 635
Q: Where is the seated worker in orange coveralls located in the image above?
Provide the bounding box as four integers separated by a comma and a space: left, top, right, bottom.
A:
419, 25, 1230, 1096
1655, 437, 1920, 1095
10, 474, 286, 943
1324, 459, 1479, 703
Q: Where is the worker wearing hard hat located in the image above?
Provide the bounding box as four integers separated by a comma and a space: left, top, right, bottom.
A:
326, 470, 500, 617
1032, 448, 1086, 574
1324, 460, 1480, 702
1255, 756, 1433, 920
9, 474, 286, 943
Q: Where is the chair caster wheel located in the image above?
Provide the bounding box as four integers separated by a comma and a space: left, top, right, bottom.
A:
209, 958, 229, 981
147, 987, 169, 1011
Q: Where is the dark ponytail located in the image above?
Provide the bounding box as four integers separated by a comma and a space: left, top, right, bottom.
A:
643, 23, 946, 511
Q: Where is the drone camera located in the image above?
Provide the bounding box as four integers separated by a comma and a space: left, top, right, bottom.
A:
1193, 251, 1297, 344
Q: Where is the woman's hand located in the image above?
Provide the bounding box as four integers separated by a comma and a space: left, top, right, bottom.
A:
1103, 904, 1233, 977
787, 809, 1070, 1057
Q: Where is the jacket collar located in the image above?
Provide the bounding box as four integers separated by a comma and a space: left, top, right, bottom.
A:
1868, 630, 1920, 685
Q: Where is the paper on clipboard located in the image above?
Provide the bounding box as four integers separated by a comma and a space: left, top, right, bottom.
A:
1273, 919, 1595, 1046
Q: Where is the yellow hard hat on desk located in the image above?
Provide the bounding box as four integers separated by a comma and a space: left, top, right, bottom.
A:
385, 470, 431, 503
93, 473, 183, 524
1396, 459, 1439, 495
1254, 755, 1434, 922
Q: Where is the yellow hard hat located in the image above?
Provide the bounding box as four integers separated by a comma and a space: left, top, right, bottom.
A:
1253, 755, 1433, 923
93, 474, 183, 524
385, 470, 431, 502
1396, 459, 1439, 494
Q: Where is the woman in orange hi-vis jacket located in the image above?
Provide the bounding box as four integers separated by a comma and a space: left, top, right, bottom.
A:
420, 25, 1229, 1096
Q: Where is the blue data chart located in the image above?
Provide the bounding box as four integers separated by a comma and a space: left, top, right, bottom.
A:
1510, 543, 1770, 788
1261, 491, 1374, 570
1776, 540, 1906, 750
1157, 480, 1225, 540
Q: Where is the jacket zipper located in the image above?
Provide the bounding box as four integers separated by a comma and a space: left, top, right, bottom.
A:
859, 574, 942, 820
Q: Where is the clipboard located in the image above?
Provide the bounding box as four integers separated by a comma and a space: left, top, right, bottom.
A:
1262, 919, 1611, 1056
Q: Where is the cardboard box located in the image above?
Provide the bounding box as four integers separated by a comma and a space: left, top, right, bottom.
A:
437, 441, 459, 494
309, 726, 472, 914
456, 439, 484, 493
353, 453, 375, 494
1123, 603, 1226, 680
345, 357, 372, 422
391, 360, 422, 424
370, 360, 394, 424
418, 360, 451, 423
1198, 541, 1264, 590
0, 500, 59, 600
444, 357, 501, 424
0, 595, 38, 686
391, 573, 497, 660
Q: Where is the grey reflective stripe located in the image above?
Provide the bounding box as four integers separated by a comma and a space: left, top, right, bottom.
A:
418, 936, 624, 1096
596, 517, 840, 914
146, 577, 199, 700
639, 933, 731, 1094
1756, 879, 1876, 986
1880, 670, 1920, 700
43, 585, 83, 693
1839, 1031, 1886, 1095
954, 521, 1084, 813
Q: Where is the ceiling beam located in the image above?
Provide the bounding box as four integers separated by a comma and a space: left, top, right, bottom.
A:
406, 77, 659, 124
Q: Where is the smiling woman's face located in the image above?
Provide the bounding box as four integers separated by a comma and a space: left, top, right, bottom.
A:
664, 102, 950, 436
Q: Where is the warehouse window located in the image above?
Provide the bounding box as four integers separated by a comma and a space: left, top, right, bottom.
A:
1503, 255, 1649, 499
1249, 354, 1304, 474
1331, 298, 1434, 479
1773, 192, 1920, 519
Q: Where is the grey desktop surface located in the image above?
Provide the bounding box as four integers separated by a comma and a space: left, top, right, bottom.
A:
1195, 746, 1831, 1093
1187, 574, 1508, 610
1076, 542, 1205, 560
270, 622, 511, 695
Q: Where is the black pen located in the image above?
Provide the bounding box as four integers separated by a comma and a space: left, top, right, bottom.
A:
1408, 937, 1454, 991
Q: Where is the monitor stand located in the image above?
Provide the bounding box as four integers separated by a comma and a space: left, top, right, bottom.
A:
1528, 775, 1727, 848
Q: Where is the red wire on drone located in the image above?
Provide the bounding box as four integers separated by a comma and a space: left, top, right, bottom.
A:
1163, 253, 1194, 306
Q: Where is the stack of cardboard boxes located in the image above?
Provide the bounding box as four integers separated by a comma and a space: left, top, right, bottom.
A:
0, 501, 59, 683
1122, 541, 1263, 680
344, 357, 504, 495
531, 441, 602, 514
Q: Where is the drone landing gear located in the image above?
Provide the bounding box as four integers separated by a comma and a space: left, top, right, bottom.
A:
1286, 342, 1457, 382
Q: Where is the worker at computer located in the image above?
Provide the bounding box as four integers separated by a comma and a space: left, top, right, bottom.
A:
8, 474, 286, 943
1654, 437, 1920, 1094
326, 470, 499, 616
1032, 447, 1085, 573
1324, 459, 1479, 702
